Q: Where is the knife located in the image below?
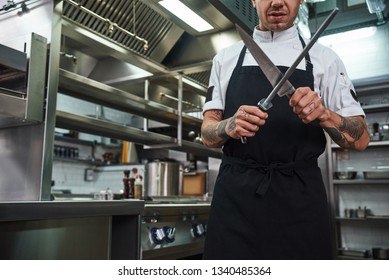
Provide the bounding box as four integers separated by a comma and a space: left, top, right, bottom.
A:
236, 7, 339, 143
235, 24, 295, 109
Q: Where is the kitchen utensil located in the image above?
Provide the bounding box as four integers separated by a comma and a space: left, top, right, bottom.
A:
334, 171, 357, 180
236, 7, 339, 143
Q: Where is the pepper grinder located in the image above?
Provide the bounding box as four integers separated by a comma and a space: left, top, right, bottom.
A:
123, 170, 131, 199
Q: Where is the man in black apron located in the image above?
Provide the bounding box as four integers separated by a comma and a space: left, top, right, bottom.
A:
201, 0, 370, 260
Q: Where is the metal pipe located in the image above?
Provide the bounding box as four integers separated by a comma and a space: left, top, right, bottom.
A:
160, 93, 202, 110
177, 73, 183, 146
143, 79, 149, 133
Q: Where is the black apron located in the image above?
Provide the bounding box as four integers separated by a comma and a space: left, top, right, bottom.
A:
203, 37, 332, 260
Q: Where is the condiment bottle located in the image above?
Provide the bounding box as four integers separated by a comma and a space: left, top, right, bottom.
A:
128, 178, 135, 199
123, 170, 130, 199
134, 178, 143, 199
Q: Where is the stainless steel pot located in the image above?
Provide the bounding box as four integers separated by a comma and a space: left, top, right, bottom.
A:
145, 160, 182, 197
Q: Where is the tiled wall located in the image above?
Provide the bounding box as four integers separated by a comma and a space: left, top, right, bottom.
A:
52, 162, 146, 195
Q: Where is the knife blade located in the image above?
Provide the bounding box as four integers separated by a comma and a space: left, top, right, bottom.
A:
235, 23, 295, 106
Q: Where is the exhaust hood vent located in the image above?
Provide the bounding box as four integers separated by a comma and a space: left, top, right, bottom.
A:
185, 71, 211, 89
62, 0, 175, 58
208, 0, 259, 32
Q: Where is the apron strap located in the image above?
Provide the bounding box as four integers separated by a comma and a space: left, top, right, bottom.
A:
298, 35, 313, 73
222, 155, 318, 196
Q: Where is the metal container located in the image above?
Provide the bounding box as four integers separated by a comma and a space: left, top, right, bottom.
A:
363, 171, 389, 179
145, 160, 182, 197
372, 248, 389, 259
334, 171, 357, 180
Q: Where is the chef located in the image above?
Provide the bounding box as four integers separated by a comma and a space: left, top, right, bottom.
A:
201, 0, 370, 259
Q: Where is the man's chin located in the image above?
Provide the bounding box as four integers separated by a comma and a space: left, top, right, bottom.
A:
268, 22, 291, 32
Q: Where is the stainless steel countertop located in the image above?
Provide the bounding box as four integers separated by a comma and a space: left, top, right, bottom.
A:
0, 200, 145, 222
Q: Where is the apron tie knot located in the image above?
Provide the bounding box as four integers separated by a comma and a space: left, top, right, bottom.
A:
256, 162, 293, 196
222, 156, 318, 197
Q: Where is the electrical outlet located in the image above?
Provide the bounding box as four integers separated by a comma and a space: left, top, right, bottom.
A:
85, 168, 94, 181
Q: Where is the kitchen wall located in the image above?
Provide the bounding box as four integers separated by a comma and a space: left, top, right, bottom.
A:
52, 161, 145, 196
319, 21, 389, 83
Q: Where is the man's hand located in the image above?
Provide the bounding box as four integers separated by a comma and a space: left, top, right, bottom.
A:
289, 87, 370, 151
201, 106, 268, 148
288, 87, 330, 124
229, 105, 268, 139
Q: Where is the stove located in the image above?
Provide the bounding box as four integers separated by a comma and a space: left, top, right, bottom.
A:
140, 199, 210, 260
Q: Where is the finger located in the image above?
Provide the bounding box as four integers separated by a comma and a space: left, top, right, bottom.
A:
289, 87, 311, 106
293, 93, 321, 114
303, 101, 316, 115
239, 105, 268, 119
300, 103, 326, 123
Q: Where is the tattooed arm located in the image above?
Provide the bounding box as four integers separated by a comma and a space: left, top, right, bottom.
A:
289, 87, 370, 151
201, 110, 230, 148
320, 112, 370, 151
201, 107, 268, 148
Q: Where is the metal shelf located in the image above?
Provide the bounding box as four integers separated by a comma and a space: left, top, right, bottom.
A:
58, 69, 202, 131
333, 179, 389, 185
336, 216, 389, 222
55, 110, 222, 159
362, 103, 389, 113
331, 140, 389, 149
336, 255, 371, 260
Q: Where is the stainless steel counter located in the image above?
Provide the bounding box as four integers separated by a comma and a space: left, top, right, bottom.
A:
0, 200, 144, 260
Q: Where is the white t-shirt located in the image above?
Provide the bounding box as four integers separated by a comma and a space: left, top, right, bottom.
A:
203, 25, 365, 117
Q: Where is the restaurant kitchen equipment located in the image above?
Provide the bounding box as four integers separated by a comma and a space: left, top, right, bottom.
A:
141, 201, 210, 259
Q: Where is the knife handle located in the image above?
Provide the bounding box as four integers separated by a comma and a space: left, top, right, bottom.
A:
241, 99, 272, 144
257, 98, 273, 111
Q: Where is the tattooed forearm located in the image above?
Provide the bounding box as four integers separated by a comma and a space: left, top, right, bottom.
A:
324, 116, 367, 149
202, 120, 229, 147
201, 110, 230, 148
228, 115, 237, 133
218, 120, 229, 140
